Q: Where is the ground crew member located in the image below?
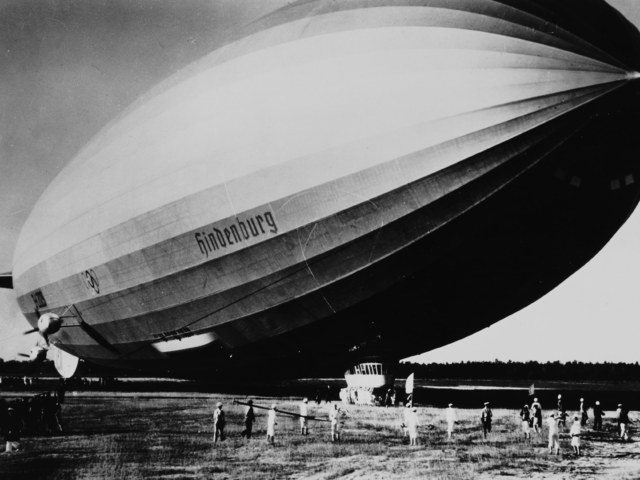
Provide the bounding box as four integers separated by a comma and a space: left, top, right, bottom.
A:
569, 415, 582, 456
329, 404, 342, 442
579, 398, 588, 427
402, 403, 411, 437
445, 403, 456, 440
56, 381, 66, 405
407, 407, 419, 446
266, 404, 277, 444
481, 402, 492, 439
213, 402, 225, 443
44, 393, 62, 435
557, 394, 566, 429
384, 389, 393, 408
300, 398, 309, 435
4, 407, 21, 453
547, 413, 560, 455
520, 404, 531, 439
241, 400, 255, 439
531, 398, 543, 434
616, 404, 629, 441
593, 401, 604, 431
0, 399, 6, 430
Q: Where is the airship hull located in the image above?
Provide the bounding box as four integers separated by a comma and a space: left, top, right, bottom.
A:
10, 0, 640, 376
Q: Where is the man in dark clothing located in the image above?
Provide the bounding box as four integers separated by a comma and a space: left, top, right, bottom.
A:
481, 402, 493, 439
593, 401, 604, 431
4, 407, 21, 453
44, 393, 62, 435
579, 398, 588, 427
0, 399, 7, 431
557, 394, 566, 429
213, 402, 226, 443
241, 400, 256, 439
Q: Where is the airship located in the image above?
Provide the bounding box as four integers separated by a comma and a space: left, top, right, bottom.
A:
6, 0, 640, 379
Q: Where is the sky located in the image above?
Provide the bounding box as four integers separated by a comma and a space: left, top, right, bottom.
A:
1, 0, 640, 363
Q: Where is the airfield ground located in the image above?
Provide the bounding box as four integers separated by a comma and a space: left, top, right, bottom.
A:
0, 392, 639, 479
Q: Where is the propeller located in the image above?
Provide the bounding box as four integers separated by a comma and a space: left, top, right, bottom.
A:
23, 312, 68, 346
18, 346, 48, 363
24, 305, 119, 354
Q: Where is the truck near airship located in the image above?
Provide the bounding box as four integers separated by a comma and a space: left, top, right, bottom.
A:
5, 0, 640, 381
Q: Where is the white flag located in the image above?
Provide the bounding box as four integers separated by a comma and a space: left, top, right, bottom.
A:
405, 373, 415, 394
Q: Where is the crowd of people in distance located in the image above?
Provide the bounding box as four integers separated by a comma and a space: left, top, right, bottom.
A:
433, 394, 633, 456
516, 394, 632, 456
0, 390, 65, 454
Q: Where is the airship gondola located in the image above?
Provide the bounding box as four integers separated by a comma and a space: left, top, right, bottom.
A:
8, 0, 640, 378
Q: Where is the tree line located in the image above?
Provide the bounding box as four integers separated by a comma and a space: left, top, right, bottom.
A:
1, 358, 639, 381
397, 360, 640, 381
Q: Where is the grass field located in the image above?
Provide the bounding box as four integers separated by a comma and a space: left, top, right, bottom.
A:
1, 393, 638, 479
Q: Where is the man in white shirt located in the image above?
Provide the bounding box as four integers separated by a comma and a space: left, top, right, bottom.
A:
267, 404, 277, 444
569, 415, 582, 456
547, 413, 560, 455
445, 403, 457, 440
407, 407, 419, 446
299, 398, 309, 435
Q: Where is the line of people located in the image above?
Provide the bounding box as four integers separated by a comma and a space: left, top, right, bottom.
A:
211, 395, 633, 451
213, 398, 347, 445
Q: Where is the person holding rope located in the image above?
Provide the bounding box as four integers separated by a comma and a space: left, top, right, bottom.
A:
232, 399, 330, 444
241, 400, 255, 439
299, 398, 310, 436
267, 404, 277, 444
